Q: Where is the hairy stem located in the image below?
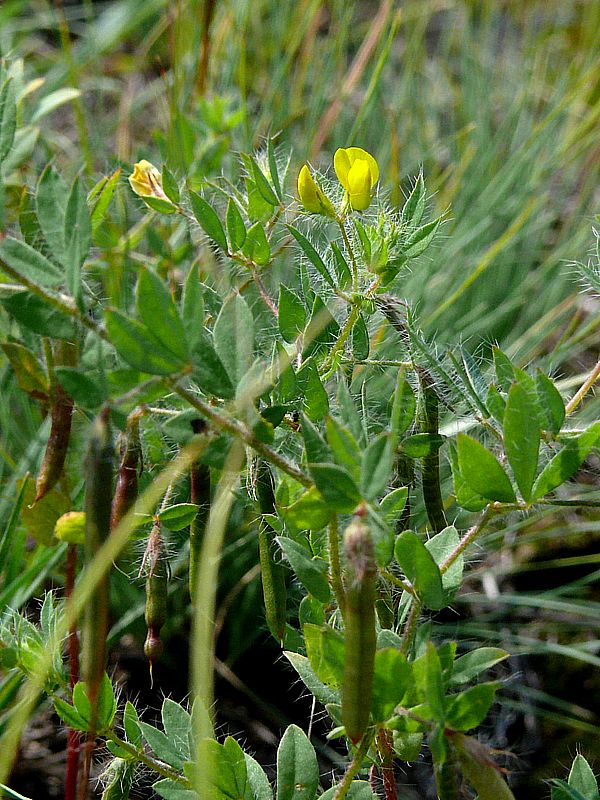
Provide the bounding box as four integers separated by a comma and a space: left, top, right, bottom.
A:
328, 515, 346, 618
332, 728, 376, 800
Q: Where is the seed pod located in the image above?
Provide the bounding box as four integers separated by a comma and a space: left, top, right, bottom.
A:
189, 418, 210, 604
143, 523, 168, 672
35, 341, 77, 503
100, 757, 135, 800
111, 408, 144, 531
255, 459, 287, 643
419, 371, 448, 533
83, 407, 114, 703
342, 517, 377, 745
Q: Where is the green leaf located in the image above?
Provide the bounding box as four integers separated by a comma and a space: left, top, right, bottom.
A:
226, 198, 247, 251
402, 218, 441, 259
72, 682, 92, 724
243, 222, 271, 265
158, 504, 200, 531
401, 433, 445, 458
267, 138, 283, 202
320, 782, 375, 800
213, 293, 254, 386
53, 698, 88, 732
123, 701, 142, 747
503, 382, 540, 502
421, 643, 446, 721
181, 264, 204, 346
139, 721, 186, 770
136, 267, 190, 363
279, 286, 306, 343
568, 754, 599, 799
54, 367, 103, 409
161, 699, 191, 761
301, 414, 331, 462
309, 463, 361, 513
425, 525, 463, 600
64, 174, 91, 304
277, 537, 331, 603
449, 440, 487, 512
105, 309, 185, 376
361, 433, 394, 500
189, 191, 227, 251
245, 752, 274, 800
379, 487, 408, 525
152, 779, 197, 800
551, 782, 590, 800
281, 487, 331, 533
161, 165, 180, 204
276, 724, 319, 800
1, 342, 49, 397
371, 648, 411, 722
0, 291, 74, 339
486, 384, 506, 423
190, 328, 235, 399
303, 624, 342, 686
456, 433, 516, 503
0, 236, 63, 288
287, 225, 334, 289
283, 651, 338, 706
446, 682, 498, 731
450, 648, 509, 686
325, 417, 361, 480
535, 370, 565, 435
31, 87, 81, 122
352, 313, 369, 361
36, 164, 68, 265
142, 196, 177, 214
493, 346, 515, 392
97, 672, 117, 730
0, 77, 17, 162
90, 169, 122, 234
251, 158, 279, 206
532, 421, 600, 500
330, 242, 352, 290
299, 360, 329, 422
394, 532, 445, 610
402, 171, 426, 227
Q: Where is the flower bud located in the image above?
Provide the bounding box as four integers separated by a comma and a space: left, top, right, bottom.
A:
297, 164, 335, 217
334, 147, 379, 211
128, 160, 171, 203
54, 511, 86, 545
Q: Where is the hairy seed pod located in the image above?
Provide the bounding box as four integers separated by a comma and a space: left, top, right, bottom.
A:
35, 382, 74, 503
189, 419, 210, 604
419, 371, 448, 533
143, 523, 167, 671
110, 408, 144, 531
255, 459, 287, 643
83, 407, 114, 701
342, 517, 377, 744
35, 341, 77, 503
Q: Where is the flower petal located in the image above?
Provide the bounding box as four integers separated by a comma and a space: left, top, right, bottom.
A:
334, 148, 352, 191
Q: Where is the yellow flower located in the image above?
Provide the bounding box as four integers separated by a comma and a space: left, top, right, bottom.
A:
297, 164, 335, 217
128, 160, 170, 202
54, 511, 86, 545
334, 147, 379, 211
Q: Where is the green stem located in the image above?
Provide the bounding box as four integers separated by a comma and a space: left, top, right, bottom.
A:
171, 382, 312, 487
565, 354, 600, 415
104, 733, 189, 785
321, 305, 360, 377
380, 570, 416, 596
399, 598, 421, 656
337, 218, 359, 291
332, 728, 376, 800
439, 505, 498, 574
328, 516, 346, 617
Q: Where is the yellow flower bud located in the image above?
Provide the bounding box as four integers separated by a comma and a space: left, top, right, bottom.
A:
334, 147, 379, 211
297, 164, 335, 217
128, 160, 171, 202
54, 511, 86, 545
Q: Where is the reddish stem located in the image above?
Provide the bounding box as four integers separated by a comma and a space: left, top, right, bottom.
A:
377, 730, 398, 800
65, 543, 80, 800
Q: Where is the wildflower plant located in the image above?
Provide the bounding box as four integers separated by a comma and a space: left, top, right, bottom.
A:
1, 68, 600, 800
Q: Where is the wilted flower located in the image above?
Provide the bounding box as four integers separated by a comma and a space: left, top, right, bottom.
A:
128, 160, 171, 203
297, 164, 335, 217
54, 511, 86, 545
334, 147, 379, 211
